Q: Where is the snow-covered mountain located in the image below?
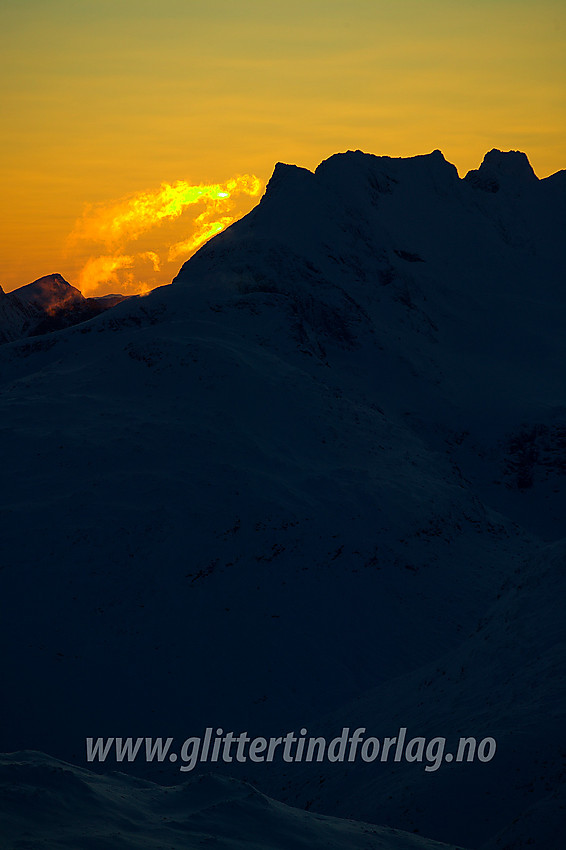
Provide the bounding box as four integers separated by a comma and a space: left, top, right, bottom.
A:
0, 751, 467, 850
0, 149, 564, 848
0, 273, 127, 342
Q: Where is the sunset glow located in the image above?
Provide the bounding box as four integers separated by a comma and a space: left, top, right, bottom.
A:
1, 0, 564, 296
71, 175, 262, 295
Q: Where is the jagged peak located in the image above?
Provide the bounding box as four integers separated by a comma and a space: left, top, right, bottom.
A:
264, 150, 460, 205
264, 161, 315, 196
315, 147, 454, 172
312, 148, 459, 205
464, 149, 538, 193
482, 148, 537, 177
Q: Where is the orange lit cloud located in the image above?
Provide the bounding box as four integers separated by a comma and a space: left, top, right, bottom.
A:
70, 175, 262, 296
168, 214, 234, 260
78, 255, 135, 296
139, 251, 161, 272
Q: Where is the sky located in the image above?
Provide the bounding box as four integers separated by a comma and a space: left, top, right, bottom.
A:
1, 0, 565, 296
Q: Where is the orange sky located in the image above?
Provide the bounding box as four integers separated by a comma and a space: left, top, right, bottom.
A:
1, 0, 564, 296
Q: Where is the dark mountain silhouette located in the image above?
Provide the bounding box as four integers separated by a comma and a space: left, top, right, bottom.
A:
0, 149, 564, 849
0, 273, 127, 343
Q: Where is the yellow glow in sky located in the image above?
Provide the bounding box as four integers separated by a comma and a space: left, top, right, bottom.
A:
1, 0, 564, 294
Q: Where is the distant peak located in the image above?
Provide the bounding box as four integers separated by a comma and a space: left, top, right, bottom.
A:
22, 273, 74, 291
11, 273, 84, 312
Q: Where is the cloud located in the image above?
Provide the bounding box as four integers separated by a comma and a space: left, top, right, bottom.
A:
69, 174, 262, 296
139, 251, 161, 271
78, 255, 135, 296
168, 214, 234, 260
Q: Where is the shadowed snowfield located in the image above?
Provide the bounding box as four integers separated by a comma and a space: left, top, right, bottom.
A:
0, 752, 467, 850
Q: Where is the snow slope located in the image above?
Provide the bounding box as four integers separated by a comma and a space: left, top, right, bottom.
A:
0, 149, 564, 848
0, 752, 467, 850
262, 538, 566, 848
